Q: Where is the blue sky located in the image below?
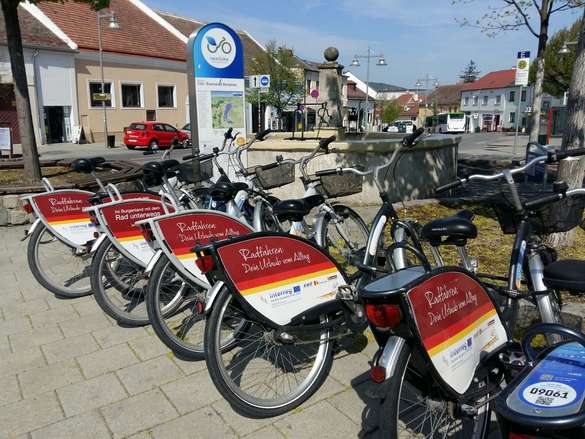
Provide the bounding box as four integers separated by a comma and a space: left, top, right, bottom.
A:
145, 0, 582, 88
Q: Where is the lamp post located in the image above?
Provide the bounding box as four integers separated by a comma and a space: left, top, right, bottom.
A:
351, 48, 387, 131
415, 75, 439, 129
559, 41, 578, 106
97, 11, 120, 148
559, 41, 578, 55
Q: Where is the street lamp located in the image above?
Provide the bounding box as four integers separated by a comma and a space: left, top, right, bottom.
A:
350, 47, 387, 131
415, 75, 439, 107
97, 10, 120, 148
559, 40, 578, 55
415, 75, 439, 128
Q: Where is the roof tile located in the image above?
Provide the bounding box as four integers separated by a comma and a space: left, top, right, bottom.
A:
461, 69, 516, 91
0, 6, 70, 50
38, 0, 186, 61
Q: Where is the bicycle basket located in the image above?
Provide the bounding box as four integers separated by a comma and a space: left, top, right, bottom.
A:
176, 159, 214, 184
255, 162, 295, 190
318, 171, 363, 198
491, 183, 585, 235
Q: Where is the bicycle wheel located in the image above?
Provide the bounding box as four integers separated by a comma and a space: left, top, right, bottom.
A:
146, 255, 208, 359
254, 198, 283, 232
91, 239, 150, 326
27, 224, 93, 297
378, 347, 491, 439
318, 204, 368, 278
204, 286, 334, 418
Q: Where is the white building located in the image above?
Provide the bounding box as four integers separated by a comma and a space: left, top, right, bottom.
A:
0, 5, 78, 145
344, 72, 409, 129
460, 69, 534, 132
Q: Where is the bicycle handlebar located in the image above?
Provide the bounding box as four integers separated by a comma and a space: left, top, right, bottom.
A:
319, 135, 336, 152
435, 179, 464, 194
255, 129, 272, 141
402, 127, 425, 148
435, 146, 585, 195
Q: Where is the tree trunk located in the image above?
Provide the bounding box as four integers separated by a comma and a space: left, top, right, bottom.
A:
1, 0, 41, 183
547, 8, 585, 248
529, 0, 551, 143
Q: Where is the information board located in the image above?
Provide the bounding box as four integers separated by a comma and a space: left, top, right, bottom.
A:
187, 23, 247, 178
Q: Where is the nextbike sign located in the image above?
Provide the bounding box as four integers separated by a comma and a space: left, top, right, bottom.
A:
187, 22, 246, 174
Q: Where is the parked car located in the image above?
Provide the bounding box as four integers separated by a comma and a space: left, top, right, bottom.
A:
123, 122, 189, 150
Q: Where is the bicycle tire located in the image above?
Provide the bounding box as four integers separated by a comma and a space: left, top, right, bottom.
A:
27, 224, 93, 298
377, 347, 491, 439
204, 286, 334, 418
318, 204, 369, 277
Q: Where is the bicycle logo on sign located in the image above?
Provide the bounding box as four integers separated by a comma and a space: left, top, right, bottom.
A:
206, 36, 232, 55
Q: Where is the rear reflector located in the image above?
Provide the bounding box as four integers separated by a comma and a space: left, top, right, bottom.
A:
195, 255, 215, 273
365, 303, 401, 329
509, 434, 537, 439
22, 202, 33, 214
370, 365, 386, 383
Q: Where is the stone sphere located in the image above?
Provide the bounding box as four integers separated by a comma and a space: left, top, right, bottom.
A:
324, 47, 339, 62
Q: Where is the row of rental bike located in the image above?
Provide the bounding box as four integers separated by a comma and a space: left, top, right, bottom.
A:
20, 127, 585, 438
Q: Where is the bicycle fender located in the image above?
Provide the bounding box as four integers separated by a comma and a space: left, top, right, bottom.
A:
376, 336, 409, 381
22, 218, 42, 241
144, 249, 163, 276
204, 281, 225, 314
90, 233, 108, 254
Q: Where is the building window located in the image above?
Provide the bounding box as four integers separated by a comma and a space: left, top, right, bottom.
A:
306, 79, 311, 91
509, 112, 516, 124
316, 80, 320, 90
495, 95, 501, 105
89, 81, 113, 108
157, 85, 175, 108
509, 91, 516, 102
521, 89, 527, 102
121, 83, 142, 108
482, 96, 488, 106
464, 97, 469, 106
473, 96, 478, 106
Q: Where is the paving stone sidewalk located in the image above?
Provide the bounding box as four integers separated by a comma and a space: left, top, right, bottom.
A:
0, 225, 387, 439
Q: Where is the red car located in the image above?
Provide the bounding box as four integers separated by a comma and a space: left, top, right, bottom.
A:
123, 122, 190, 150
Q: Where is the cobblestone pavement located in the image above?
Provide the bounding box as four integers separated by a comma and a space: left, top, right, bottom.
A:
0, 224, 503, 439
0, 224, 389, 439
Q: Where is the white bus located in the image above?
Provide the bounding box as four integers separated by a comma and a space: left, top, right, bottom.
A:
437, 112, 466, 133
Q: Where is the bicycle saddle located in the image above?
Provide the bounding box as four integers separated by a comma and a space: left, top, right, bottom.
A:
273, 195, 325, 222
421, 210, 477, 246
70, 157, 106, 173
209, 181, 249, 202
142, 160, 180, 178
543, 259, 585, 294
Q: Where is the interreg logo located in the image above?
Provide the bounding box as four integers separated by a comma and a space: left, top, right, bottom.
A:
201, 28, 236, 69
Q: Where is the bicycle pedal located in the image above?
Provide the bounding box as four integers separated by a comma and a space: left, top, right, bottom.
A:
337, 285, 357, 301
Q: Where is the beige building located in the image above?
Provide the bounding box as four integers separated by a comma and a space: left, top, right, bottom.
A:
29, 0, 265, 145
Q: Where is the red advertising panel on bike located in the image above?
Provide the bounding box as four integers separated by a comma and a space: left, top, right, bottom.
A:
156, 211, 252, 283
217, 235, 346, 325
30, 190, 95, 246
99, 199, 172, 266
407, 271, 507, 395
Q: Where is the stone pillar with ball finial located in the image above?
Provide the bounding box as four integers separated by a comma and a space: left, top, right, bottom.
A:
318, 47, 345, 130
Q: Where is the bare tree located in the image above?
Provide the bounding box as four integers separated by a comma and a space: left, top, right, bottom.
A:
549, 7, 585, 246
455, 0, 584, 143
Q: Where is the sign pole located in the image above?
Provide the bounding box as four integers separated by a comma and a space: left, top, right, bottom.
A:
513, 85, 522, 156
514, 50, 530, 156
258, 91, 261, 133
